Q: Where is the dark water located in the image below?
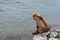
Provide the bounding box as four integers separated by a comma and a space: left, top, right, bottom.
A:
0, 0, 60, 40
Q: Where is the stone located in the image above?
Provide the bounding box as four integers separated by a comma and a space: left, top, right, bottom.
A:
33, 34, 47, 40
32, 31, 58, 40
48, 31, 57, 38
49, 38, 58, 40
55, 29, 60, 33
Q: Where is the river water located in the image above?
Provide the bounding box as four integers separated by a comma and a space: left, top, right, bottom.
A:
0, 0, 60, 40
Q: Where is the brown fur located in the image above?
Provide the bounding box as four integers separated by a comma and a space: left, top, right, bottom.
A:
32, 13, 51, 35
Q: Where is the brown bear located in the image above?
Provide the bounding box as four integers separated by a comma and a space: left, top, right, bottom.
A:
32, 13, 51, 35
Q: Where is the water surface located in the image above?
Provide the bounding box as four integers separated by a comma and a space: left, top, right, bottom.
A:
0, 0, 60, 40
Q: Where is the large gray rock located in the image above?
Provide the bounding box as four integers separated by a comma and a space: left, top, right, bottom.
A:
33, 34, 47, 40
48, 31, 57, 38
49, 38, 58, 40
33, 35, 58, 40
33, 31, 58, 40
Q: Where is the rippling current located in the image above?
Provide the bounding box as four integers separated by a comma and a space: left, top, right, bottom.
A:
0, 0, 60, 40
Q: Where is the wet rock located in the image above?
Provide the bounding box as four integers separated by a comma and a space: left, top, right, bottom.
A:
49, 38, 58, 40
33, 31, 58, 40
48, 31, 57, 38
33, 34, 47, 40
55, 29, 60, 33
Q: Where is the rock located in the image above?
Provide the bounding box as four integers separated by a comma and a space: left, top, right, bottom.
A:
55, 29, 60, 33
33, 34, 47, 40
48, 31, 57, 38
42, 32, 49, 36
33, 35, 58, 40
49, 38, 58, 40
32, 31, 58, 40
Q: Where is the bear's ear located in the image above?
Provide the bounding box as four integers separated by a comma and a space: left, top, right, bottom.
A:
33, 13, 40, 17
35, 13, 40, 16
